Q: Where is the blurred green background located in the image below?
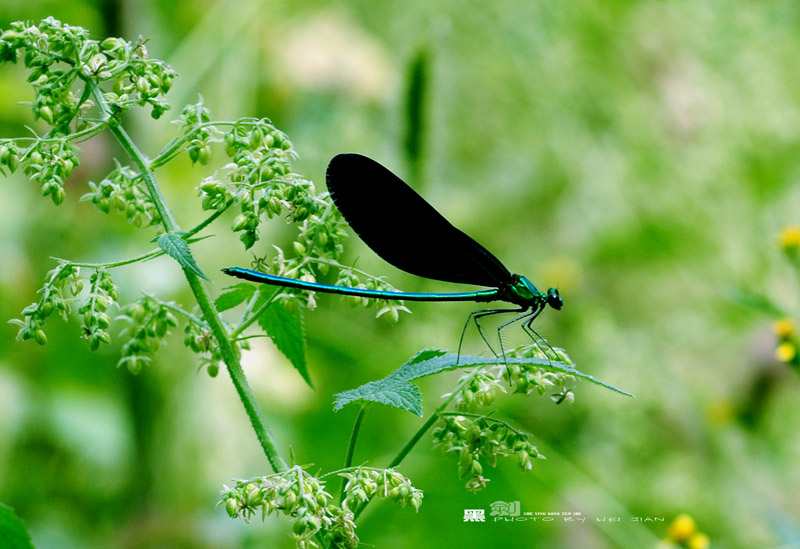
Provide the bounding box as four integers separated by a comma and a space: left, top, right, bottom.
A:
2, 0, 800, 547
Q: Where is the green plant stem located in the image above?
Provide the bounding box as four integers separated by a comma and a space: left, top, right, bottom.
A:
150, 119, 266, 169
53, 236, 213, 270
231, 288, 279, 338
9, 121, 107, 147
152, 298, 205, 326
187, 204, 231, 235
339, 406, 367, 504
87, 78, 287, 473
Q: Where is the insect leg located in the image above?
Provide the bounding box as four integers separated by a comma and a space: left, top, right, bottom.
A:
496, 309, 537, 364
520, 309, 558, 362
457, 307, 525, 363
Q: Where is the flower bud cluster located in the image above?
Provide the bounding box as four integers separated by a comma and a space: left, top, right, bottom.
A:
0, 18, 176, 127
96, 36, 175, 119
82, 162, 160, 226
78, 269, 118, 351
432, 414, 542, 492
502, 343, 576, 404
220, 466, 358, 549
451, 370, 505, 413
0, 139, 79, 205
1, 19, 90, 133
339, 467, 423, 513
182, 311, 247, 378
9, 263, 83, 345
433, 343, 577, 492
196, 115, 326, 251
177, 99, 213, 166
117, 296, 178, 374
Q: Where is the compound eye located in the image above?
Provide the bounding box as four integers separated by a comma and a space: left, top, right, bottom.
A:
547, 288, 563, 310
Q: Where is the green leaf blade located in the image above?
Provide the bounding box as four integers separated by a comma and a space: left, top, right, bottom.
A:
156, 233, 210, 281
334, 379, 423, 416
257, 301, 310, 387
0, 503, 34, 549
215, 283, 256, 312
333, 351, 633, 416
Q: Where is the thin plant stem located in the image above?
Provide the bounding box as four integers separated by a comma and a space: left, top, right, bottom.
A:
339, 406, 367, 505
85, 75, 287, 473
231, 288, 280, 338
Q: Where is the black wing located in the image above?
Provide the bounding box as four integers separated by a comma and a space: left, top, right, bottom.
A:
326, 153, 512, 288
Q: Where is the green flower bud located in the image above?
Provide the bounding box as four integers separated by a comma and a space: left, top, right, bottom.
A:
40, 301, 55, 318
293, 206, 309, 222
129, 303, 146, 323
96, 313, 111, 329
225, 497, 239, 518
126, 357, 142, 375
33, 329, 47, 345
39, 105, 53, 124
147, 74, 162, 90
207, 363, 219, 377
314, 231, 329, 247
89, 335, 101, 351
199, 179, 220, 193
293, 241, 306, 256
232, 214, 249, 232
51, 187, 65, 205
269, 196, 282, 216
101, 37, 123, 51
155, 321, 167, 338
244, 483, 263, 506
200, 194, 216, 210
1, 30, 21, 42
458, 449, 473, 470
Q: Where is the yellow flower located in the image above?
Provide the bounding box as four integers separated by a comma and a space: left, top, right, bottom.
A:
667, 514, 696, 543
773, 318, 797, 339
775, 342, 796, 363
688, 532, 711, 549
779, 226, 800, 251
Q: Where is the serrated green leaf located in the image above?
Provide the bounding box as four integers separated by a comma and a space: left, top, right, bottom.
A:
335, 378, 424, 416
406, 348, 447, 366
156, 233, 210, 281
215, 283, 256, 312
257, 301, 310, 387
334, 351, 633, 416
0, 502, 34, 549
